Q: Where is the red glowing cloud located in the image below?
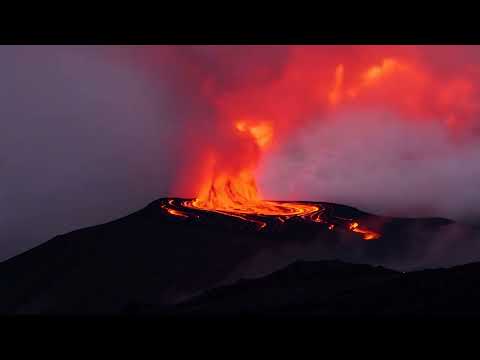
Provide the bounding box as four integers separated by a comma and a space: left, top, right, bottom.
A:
143, 46, 480, 214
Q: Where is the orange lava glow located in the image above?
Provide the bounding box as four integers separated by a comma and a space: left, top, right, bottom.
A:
185, 170, 319, 217
185, 118, 319, 217
185, 56, 428, 236
161, 200, 190, 218
183, 117, 380, 239
162, 46, 480, 240
349, 222, 381, 241
188, 56, 426, 229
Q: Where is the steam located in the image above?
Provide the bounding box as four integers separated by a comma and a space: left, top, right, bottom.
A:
259, 109, 480, 223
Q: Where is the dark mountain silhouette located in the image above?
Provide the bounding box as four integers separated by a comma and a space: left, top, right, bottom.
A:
158, 259, 480, 319
0, 198, 477, 315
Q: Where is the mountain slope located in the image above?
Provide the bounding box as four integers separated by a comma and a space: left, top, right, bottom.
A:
0, 198, 474, 315
162, 260, 480, 319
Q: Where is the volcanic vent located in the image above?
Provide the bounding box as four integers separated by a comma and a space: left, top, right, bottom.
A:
160, 117, 380, 239
160, 99, 382, 239
160, 198, 380, 240
157, 108, 383, 239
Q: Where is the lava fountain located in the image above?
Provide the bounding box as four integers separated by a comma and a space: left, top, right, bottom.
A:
184, 120, 320, 217
158, 46, 480, 241
168, 117, 379, 239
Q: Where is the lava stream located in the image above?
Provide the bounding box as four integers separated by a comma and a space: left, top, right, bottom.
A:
160, 198, 381, 241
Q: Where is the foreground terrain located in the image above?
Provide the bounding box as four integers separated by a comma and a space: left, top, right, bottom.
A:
0, 198, 478, 316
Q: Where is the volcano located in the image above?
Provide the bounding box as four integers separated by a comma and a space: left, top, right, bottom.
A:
0, 197, 475, 316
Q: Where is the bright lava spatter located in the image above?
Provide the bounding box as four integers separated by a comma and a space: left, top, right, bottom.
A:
160, 198, 380, 241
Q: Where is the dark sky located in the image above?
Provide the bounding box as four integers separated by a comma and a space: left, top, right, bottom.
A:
0, 46, 180, 261
3, 45, 480, 262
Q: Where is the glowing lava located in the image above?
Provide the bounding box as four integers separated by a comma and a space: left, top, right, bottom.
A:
184, 171, 319, 217
349, 222, 381, 241
183, 120, 321, 219
161, 198, 381, 241
166, 53, 461, 241
179, 87, 384, 239
176, 119, 380, 241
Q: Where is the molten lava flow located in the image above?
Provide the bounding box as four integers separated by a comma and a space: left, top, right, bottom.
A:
349, 222, 381, 241
179, 118, 380, 240
162, 198, 381, 242
160, 199, 190, 218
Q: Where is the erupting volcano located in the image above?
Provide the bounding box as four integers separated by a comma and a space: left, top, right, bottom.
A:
158, 48, 480, 241
161, 112, 380, 240
5, 45, 480, 317
160, 198, 380, 240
